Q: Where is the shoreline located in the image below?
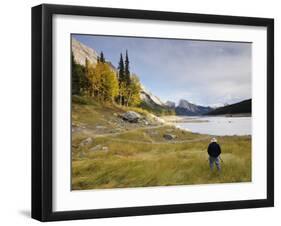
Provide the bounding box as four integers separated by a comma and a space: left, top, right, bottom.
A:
161, 113, 251, 123
160, 115, 208, 123
160, 114, 252, 137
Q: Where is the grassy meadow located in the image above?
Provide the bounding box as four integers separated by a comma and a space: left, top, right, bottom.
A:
71, 96, 251, 190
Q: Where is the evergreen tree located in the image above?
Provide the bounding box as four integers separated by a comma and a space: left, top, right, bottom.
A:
71, 53, 80, 95
124, 50, 130, 85
71, 52, 87, 96
118, 53, 125, 84
100, 51, 105, 63
83, 58, 92, 96
118, 53, 125, 105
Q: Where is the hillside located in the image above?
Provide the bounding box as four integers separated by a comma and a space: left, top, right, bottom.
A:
71, 96, 251, 190
207, 99, 251, 116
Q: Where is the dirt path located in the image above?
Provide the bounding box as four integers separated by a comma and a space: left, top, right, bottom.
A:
103, 136, 210, 145
87, 125, 167, 138
78, 124, 211, 145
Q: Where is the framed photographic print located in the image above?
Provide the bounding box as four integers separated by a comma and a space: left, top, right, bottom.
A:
32, 4, 274, 221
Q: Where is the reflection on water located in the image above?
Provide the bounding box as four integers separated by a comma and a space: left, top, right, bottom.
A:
172, 116, 251, 136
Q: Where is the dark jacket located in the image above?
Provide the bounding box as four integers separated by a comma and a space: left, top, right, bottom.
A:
208, 142, 221, 158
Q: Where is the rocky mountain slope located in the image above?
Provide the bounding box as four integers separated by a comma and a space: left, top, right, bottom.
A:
139, 85, 174, 115
140, 84, 166, 107
175, 99, 213, 116
72, 37, 117, 72
72, 37, 99, 66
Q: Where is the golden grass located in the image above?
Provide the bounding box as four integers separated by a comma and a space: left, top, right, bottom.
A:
71, 97, 251, 190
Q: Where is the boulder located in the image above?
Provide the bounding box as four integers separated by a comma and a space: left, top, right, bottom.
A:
122, 111, 141, 123
163, 134, 176, 140
79, 137, 93, 147
89, 144, 102, 152
102, 146, 109, 151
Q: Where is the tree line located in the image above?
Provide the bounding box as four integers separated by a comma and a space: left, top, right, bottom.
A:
72, 50, 141, 107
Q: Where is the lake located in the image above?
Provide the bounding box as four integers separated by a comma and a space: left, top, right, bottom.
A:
165, 116, 251, 136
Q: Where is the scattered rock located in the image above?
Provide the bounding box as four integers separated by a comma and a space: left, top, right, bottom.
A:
163, 134, 176, 140
102, 146, 109, 151
78, 152, 85, 158
72, 123, 82, 133
79, 137, 93, 146
122, 111, 141, 123
113, 112, 118, 117
89, 144, 102, 152
89, 145, 109, 152
143, 120, 149, 125
96, 125, 107, 129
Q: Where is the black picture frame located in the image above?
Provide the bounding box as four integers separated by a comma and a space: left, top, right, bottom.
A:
32, 4, 274, 222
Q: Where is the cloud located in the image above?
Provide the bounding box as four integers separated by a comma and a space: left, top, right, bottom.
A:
133, 39, 252, 106
74, 35, 252, 106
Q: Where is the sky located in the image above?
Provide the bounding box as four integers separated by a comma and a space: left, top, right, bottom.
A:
73, 34, 252, 107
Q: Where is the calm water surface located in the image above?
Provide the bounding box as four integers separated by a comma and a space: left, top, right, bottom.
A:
173, 116, 251, 136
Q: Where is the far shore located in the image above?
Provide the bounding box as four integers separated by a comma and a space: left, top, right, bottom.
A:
160, 115, 208, 123
161, 113, 251, 123
223, 113, 252, 117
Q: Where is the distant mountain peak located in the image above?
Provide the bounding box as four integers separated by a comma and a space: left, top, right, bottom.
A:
166, 101, 176, 108
178, 99, 191, 107
176, 99, 213, 116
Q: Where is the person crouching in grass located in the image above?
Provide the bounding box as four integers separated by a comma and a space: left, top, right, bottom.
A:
207, 138, 221, 172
